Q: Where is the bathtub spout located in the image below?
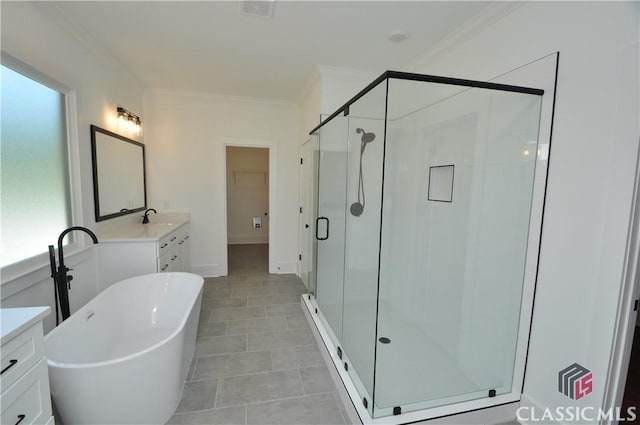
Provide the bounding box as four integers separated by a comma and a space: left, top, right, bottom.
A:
51, 226, 99, 323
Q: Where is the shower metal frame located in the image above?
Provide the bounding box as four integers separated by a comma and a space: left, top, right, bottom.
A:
309, 70, 544, 135
307, 69, 549, 423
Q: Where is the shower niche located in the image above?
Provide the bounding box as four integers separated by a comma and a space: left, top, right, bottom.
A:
305, 71, 548, 422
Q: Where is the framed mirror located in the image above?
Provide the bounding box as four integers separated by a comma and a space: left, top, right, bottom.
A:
90, 125, 147, 222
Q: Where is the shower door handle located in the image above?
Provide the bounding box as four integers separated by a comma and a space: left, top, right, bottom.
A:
316, 217, 329, 240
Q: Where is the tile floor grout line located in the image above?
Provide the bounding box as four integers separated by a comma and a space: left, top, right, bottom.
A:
333, 391, 349, 425
213, 375, 222, 410
199, 388, 339, 412
298, 367, 306, 396
243, 390, 342, 408
175, 245, 344, 424
173, 390, 343, 417
192, 342, 320, 361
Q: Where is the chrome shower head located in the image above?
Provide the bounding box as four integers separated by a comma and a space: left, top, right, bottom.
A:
356, 128, 375, 155
356, 128, 376, 149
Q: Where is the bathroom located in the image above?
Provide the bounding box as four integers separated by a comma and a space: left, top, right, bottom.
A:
1, 1, 639, 424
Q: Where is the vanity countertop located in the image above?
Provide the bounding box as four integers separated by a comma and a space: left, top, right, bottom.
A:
1, 306, 50, 345
97, 218, 189, 243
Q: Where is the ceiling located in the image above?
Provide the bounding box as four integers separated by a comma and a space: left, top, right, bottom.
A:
42, 1, 491, 101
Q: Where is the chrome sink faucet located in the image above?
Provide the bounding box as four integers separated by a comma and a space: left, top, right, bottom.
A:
142, 208, 157, 224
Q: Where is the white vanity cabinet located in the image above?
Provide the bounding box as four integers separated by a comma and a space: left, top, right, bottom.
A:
0, 307, 54, 425
97, 221, 191, 290
157, 226, 190, 273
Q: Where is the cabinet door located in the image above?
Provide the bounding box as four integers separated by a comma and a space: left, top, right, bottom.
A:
0, 359, 52, 425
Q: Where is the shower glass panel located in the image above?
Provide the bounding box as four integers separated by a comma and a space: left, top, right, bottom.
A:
374, 78, 542, 416
341, 80, 387, 414
315, 114, 348, 348
308, 71, 545, 421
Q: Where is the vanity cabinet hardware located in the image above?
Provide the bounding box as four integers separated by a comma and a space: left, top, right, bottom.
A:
170, 237, 176, 242
160, 243, 168, 249
1, 360, 18, 375
0, 310, 53, 425
161, 264, 169, 271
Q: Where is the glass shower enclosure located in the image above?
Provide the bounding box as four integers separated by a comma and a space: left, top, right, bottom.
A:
306, 71, 547, 421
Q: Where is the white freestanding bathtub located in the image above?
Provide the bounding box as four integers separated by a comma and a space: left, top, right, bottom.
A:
44, 272, 203, 425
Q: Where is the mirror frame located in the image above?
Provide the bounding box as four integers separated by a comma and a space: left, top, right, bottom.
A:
90, 125, 147, 222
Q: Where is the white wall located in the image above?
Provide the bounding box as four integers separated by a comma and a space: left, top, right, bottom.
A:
143, 90, 300, 277
319, 66, 380, 117
297, 67, 380, 284
299, 70, 322, 143
406, 1, 639, 420
226, 146, 269, 245
0, 2, 145, 333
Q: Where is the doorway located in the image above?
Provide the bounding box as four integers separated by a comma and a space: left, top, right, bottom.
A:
225, 146, 270, 274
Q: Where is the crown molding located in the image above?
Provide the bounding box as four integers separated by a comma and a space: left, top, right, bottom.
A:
405, 1, 526, 73
296, 66, 322, 106
317, 65, 381, 82
33, 2, 146, 89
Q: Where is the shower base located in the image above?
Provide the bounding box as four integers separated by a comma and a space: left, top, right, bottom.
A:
301, 294, 521, 424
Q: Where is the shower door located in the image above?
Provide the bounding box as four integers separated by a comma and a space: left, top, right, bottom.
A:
304, 134, 320, 295
314, 114, 348, 348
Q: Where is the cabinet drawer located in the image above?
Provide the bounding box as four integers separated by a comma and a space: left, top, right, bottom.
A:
158, 234, 172, 256
158, 252, 171, 272
1, 359, 52, 425
178, 233, 190, 246
0, 324, 44, 392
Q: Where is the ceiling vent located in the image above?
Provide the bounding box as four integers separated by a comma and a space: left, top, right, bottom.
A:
240, 0, 276, 19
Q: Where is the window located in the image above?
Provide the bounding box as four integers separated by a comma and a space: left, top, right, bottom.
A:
1, 63, 73, 267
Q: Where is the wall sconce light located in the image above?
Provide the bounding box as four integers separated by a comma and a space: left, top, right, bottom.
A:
117, 106, 142, 135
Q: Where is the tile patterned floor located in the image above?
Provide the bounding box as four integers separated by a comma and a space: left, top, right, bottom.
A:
167, 244, 348, 425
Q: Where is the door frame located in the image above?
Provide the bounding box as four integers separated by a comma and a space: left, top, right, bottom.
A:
221, 139, 277, 275
603, 141, 640, 416
297, 139, 312, 286
601, 40, 640, 418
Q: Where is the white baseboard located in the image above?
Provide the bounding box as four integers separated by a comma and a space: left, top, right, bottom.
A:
192, 262, 295, 277
276, 261, 297, 274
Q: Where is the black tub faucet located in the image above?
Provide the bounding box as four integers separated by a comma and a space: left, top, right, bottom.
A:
49, 226, 99, 324
142, 208, 157, 224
